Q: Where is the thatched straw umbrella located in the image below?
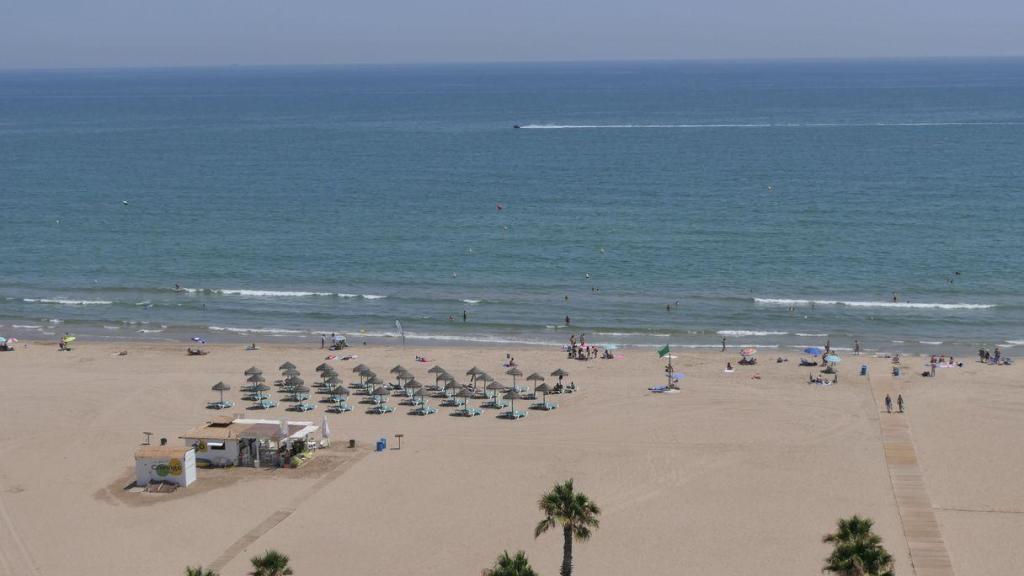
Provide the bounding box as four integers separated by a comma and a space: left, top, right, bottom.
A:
486, 380, 506, 403
503, 389, 524, 418
282, 367, 300, 378
534, 383, 553, 407
315, 362, 330, 373
279, 361, 296, 371
466, 366, 481, 382
455, 387, 475, 410
551, 368, 569, 385
352, 363, 370, 374
390, 364, 407, 375
244, 366, 262, 376
505, 367, 523, 388
405, 378, 424, 403
212, 381, 231, 405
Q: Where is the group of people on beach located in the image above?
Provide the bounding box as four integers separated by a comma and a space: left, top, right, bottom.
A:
978, 347, 1011, 365
565, 333, 611, 360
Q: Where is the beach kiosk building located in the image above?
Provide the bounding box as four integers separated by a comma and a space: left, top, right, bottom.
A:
134, 445, 196, 487
181, 416, 320, 468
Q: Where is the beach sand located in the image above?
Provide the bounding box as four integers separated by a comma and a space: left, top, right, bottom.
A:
0, 341, 1020, 575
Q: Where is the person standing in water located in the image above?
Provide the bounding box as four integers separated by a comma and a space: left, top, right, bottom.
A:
721, 337, 727, 352
463, 310, 467, 322
565, 315, 571, 326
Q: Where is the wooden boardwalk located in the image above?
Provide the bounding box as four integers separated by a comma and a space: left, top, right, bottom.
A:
869, 370, 955, 576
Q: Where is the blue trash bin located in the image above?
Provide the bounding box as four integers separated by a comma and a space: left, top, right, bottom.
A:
375, 439, 384, 452
860, 364, 868, 376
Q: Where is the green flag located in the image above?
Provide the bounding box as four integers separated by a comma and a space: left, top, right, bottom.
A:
657, 344, 670, 358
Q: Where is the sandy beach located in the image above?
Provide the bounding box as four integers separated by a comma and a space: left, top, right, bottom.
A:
0, 340, 1020, 575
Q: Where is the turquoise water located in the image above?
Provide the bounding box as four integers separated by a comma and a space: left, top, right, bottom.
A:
1, 59, 1022, 352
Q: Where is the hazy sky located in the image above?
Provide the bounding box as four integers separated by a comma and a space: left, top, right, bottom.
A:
3, 0, 1023, 69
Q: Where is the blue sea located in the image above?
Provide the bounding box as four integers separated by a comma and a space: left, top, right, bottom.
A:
1, 59, 1022, 353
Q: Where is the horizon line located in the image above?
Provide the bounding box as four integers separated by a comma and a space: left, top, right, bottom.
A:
2, 54, 1024, 74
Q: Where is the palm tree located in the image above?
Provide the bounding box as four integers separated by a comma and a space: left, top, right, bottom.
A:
484, 550, 539, 576
249, 549, 294, 576
185, 568, 218, 576
535, 479, 600, 576
823, 515, 895, 576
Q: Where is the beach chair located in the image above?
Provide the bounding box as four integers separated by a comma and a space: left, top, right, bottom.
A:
328, 402, 352, 413
368, 404, 395, 415
501, 409, 527, 420
410, 405, 438, 416
530, 401, 558, 411
253, 399, 277, 409
454, 407, 482, 417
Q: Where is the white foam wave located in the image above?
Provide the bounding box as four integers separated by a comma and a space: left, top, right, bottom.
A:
919, 341, 944, 345
12, 324, 42, 329
103, 325, 121, 330
217, 289, 334, 297
48, 318, 63, 324
362, 294, 386, 300
23, 298, 112, 305
595, 331, 672, 337
795, 333, 828, 337
754, 298, 993, 310
136, 329, 164, 334
208, 326, 307, 335
1006, 340, 1024, 345
461, 299, 481, 304
717, 330, 788, 337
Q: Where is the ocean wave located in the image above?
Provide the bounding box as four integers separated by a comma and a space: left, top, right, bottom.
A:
754, 298, 994, 310
717, 330, 788, 337
461, 299, 481, 304
136, 329, 164, 334
595, 331, 672, 337
103, 325, 121, 330
12, 324, 42, 329
208, 326, 307, 335
919, 340, 944, 345
23, 298, 113, 305
795, 333, 828, 337
216, 289, 335, 297
1006, 340, 1024, 345
179, 288, 385, 300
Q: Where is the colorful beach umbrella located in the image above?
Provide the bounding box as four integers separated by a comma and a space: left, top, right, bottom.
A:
824, 354, 841, 364
803, 347, 823, 356
740, 348, 757, 357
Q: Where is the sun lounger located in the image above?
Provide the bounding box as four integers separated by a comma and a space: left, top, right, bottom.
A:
328, 402, 352, 413
207, 400, 234, 410
410, 405, 438, 416
501, 409, 527, 420
368, 404, 395, 415
253, 399, 277, 409
454, 407, 482, 417
530, 401, 558, 410
291, 402, 315, 412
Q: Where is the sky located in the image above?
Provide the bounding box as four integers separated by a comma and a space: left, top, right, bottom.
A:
2, 0, 1024, 69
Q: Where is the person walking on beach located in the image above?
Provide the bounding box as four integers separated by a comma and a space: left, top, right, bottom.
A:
321, 334, 326, 349
721, 336, 727, 352
897, 394, 904, 413
884, 394, 893, 413
854, 339, 861, 355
